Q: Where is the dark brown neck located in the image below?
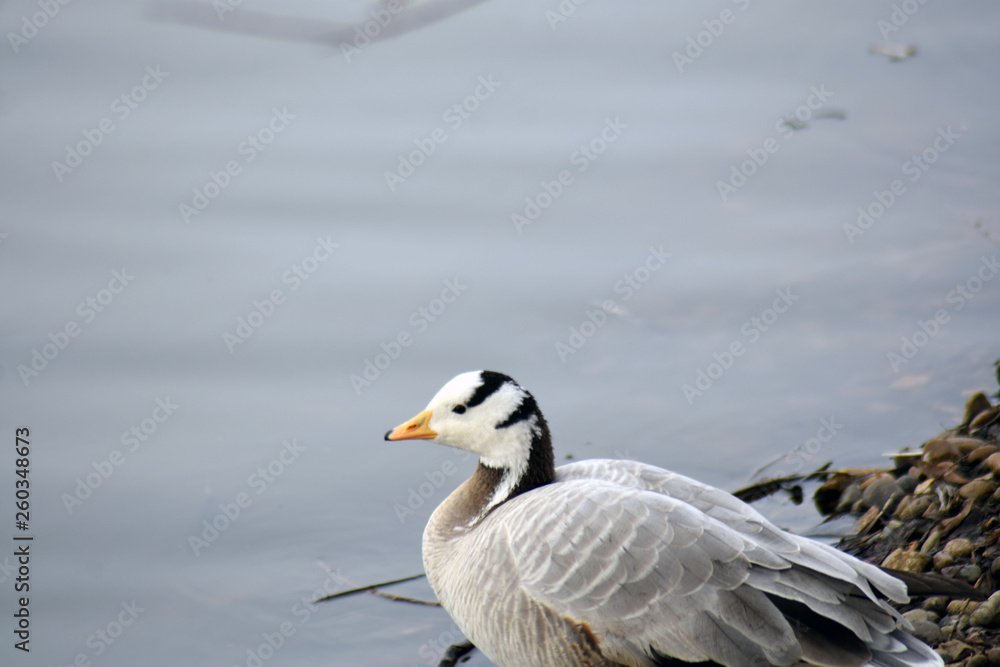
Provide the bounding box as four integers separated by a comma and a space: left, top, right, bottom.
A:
447, 417, 556, 528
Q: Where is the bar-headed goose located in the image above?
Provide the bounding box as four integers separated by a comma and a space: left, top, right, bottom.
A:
385, 371, 953, 667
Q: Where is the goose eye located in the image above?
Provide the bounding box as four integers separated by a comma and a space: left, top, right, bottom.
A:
452, 404, 467, 414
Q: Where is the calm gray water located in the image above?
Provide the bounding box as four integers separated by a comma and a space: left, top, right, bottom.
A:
2, 1, 999, 665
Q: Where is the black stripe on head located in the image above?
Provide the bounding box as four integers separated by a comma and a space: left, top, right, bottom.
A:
496, 393, 538, 430
465, 370, 513, 409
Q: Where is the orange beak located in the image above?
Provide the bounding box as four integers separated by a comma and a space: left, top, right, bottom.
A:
385, 409, 437, 441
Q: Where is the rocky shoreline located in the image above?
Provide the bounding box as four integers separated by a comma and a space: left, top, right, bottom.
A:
815, 362, 1000, 665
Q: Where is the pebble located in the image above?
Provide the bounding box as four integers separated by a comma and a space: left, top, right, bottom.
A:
904, 609, 934, 624
909, 619, 942, 644
970, 592, 1000, 627
959, 478, 996, 501
963, 392, 994, 426
948, 436, 990, 454
835, 483, 861, 513
969, 605, 1000, 628
971, 406, 1000, 430
969, 655, 992, 667
958, 564, 982, 584
882, 548, 930, 572
938, 638, 974, 661
969, 444, 998, 464
924, 439, 961, 462
933, 551, 956, 571
984, 452, 1000, 475
939, 638, 974, 661
862, 474, 903, 509
992, 556, 1000, 578
985, 647, 1000, 664
944, 538, 975, 559
897, 474, 919, 494
897, 495, 933, 520
947, 599, 980, 615
923, 596, 949, 614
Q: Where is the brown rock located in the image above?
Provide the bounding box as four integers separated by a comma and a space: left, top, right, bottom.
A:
944, 538, 975, 559
970, 591, 1000, 627
909, 619, 942, 645
959, 478, 996, 501
984, 452, 1000, 475
947, 436, 990, 454
971, 602, 1000, 627
862, 474, 903, 510
971, 405, 1000, 430
834, 483, 862, 513
958, 563, 982, 583
924, 439, 961, 462
933, 551, 956, 571
882, 548, 930, 572
938, 640, 975, 662
947, 599, 980, 615
962, 391, 993, 427
854, 505, 881, 534
938, 640, 975, 661
923, 596, 949, 614
897, 495, 933, 520
969, 444, 998, 464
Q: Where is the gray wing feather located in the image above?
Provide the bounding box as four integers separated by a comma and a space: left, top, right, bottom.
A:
493, 459, 916, 667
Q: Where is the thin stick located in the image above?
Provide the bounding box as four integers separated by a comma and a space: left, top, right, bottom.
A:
369, 589, 440, 606
314, 573, 426, 604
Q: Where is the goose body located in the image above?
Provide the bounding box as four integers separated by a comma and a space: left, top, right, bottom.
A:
385, 371, 944, 667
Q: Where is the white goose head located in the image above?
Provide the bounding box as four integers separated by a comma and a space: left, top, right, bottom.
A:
385, 371, 555, 511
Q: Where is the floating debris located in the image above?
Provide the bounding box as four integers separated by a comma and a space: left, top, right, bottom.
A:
870, 41, 918, 61
779, 108, 848, 132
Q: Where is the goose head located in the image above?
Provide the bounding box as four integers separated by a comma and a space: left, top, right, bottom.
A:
385, 371, 555, 504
